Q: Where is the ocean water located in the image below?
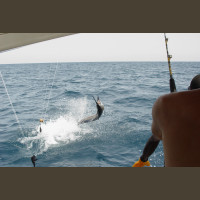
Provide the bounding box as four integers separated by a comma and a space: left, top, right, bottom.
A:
0, 62, 199, 167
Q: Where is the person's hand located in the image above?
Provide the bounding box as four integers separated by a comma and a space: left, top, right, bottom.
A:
132, 158, 150, 167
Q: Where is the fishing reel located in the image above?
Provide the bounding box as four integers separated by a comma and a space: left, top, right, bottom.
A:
168, 55, 172, 61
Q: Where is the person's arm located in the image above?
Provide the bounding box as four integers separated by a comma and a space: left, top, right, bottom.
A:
140, 135, 160, 162
141, 97, 163, 161
132, 135, 160, 167
132, 98, 162, 167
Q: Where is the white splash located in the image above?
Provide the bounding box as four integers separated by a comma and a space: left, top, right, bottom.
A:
19, 97, 94, 155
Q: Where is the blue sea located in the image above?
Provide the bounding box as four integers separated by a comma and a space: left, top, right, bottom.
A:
0, 62, 199, 167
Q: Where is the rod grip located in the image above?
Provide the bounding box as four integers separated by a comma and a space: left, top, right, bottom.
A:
170, 77, 177, 93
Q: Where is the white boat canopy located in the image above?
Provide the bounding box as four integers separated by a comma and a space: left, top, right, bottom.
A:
0, 33, 76, 53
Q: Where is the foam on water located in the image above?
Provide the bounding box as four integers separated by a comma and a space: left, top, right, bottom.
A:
19, 97, 94, 155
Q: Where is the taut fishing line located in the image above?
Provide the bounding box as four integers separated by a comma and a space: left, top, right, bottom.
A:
0, 71, 24, 136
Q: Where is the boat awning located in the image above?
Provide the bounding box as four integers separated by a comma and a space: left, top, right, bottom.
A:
0, 33, 76, 53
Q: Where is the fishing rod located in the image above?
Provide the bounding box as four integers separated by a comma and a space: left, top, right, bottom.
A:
132, 34, 178, 168
164, 33, 177, 93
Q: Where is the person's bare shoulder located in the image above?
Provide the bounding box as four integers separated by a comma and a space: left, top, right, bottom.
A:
151, 91, 184, 140
151, 94, 169, 140
152, 94, 168, 118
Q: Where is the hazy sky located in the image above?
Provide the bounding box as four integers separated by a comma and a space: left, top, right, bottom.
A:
0, 33, 200, 64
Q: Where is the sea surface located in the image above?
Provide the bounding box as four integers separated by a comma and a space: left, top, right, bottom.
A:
0, 62, 199, 167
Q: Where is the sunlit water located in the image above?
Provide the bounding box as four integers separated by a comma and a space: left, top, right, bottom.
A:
0, 62, 199, 167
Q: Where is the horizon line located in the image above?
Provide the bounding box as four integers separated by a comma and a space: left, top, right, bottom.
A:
1, 60, 200, 65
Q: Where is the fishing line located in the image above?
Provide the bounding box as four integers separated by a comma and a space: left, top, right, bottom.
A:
41, 63, 53, 118
30, 63, 58, 133
43, 62, 59, 121
28, 64, 53, 131
33, 62, 59, 157
0, 71, 24, 136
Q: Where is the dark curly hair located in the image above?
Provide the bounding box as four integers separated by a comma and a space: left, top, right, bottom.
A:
189, 74, 200, 90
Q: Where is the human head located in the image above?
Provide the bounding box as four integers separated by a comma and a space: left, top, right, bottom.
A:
188, 74, 200, 90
